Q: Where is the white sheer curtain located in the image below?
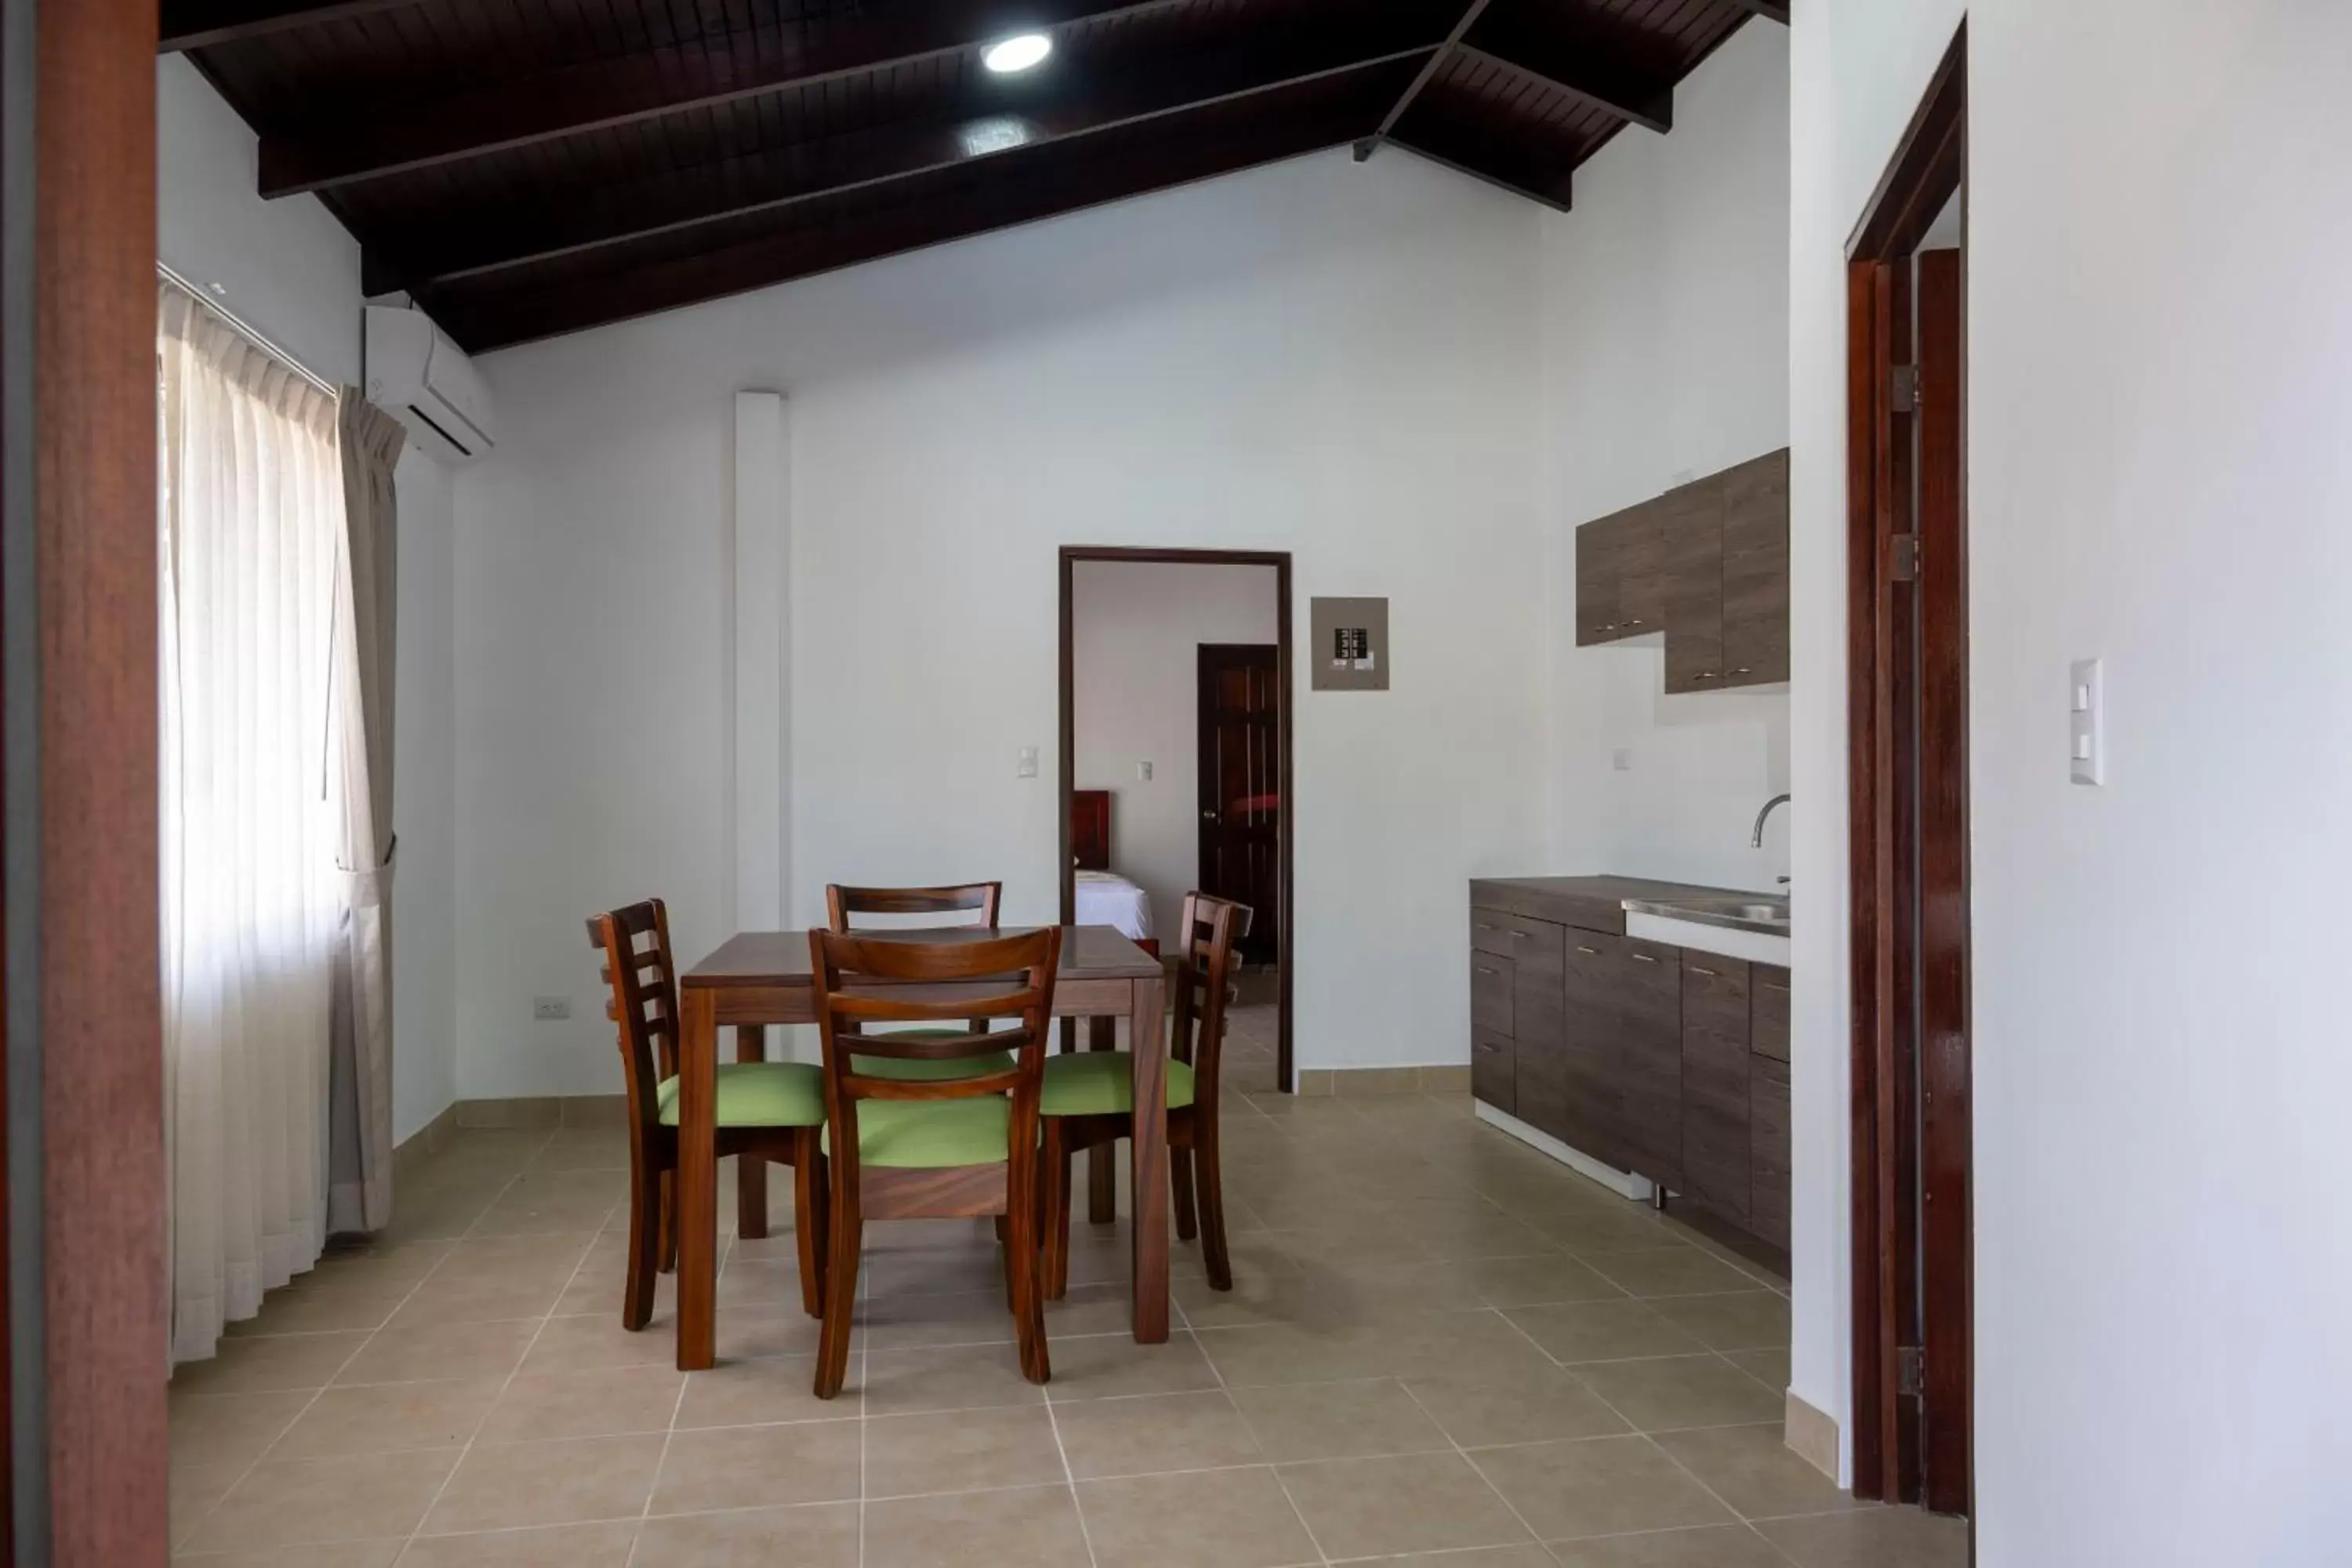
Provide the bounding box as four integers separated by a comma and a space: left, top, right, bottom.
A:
158, 282, 349, 1364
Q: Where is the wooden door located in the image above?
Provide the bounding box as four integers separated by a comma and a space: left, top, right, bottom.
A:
1196, 644, 1279, 964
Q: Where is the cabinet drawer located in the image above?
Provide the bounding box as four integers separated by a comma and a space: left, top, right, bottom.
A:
1750, 1054, 1791, 1250
1472, 1029, 1515, 1115
1751, 964, 1791, 1062
1472, 907, 1567, 967
1471, 952, 1515, 1036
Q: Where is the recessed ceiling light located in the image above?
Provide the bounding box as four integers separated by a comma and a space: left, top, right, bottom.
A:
982, 33, 1052, 74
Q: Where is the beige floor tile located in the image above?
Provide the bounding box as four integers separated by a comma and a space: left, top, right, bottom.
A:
1502, 1301, 1704, 1365
1756, 1504, 1970, 1568
1054, 1390, 1262, 1479
1644, 1292, 1791, 1353
867, 1246, 1013, 1299
1077, 1465, 1319, 1568
170, 1333, 370, 1396
709, 1300, 826, 1360
1725, 1346, 1791, 1391
862, 1483, 1094, 1568
1570, 1356, 1784, 1433
397, 1522, 639, 1567
865, 1341, 1045, 1414
1546, 1523, 1796, 1566
170, 1461, 247, 1550
716, 1258, 811, 1308
224, 1281, 414, 1337
859, 1283, 1024, 1348
1045, 1330, 1221, 1402
169, 1541, 406, 1566
1403, 1368, 1632, 1447
168, 1389, 314, 1471
1303, 1258, 1494, 1319
1376, 1312, 1560, 1385
631, 1501, 859, 1567
383, 1272, 567, 1330
305, 1240, 456, 1290
673, 1353, 848, 1425
1351, 1550, 1560, 1567
267, 1378, 502, 1458
649, 1419, 861, 1514
1581, 1248, 1764, 1299
423, 1433, 664, 1533
866, 1404, 1069, 1497
477, 1363, 686, 1441
1652, 1425, 1868, 1521
1468, 1254, 1630, 1308
181, 1446, 459, 1552
1195, 1322, 1394, 1388
517, 1312, 677, 1373
1275, 1451, 1530, 1559
1470, 1435, 1736, 1541
335, 1320, 538, 1386
1526, 1207, 1692, 1254
1230, 1377, 1451, 1462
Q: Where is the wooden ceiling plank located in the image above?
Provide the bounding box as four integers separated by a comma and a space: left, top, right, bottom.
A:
159, 0, 428, 53
1355, 0, 1494, 162
1452, 42, 1670, 135
1382, 130, 1571, 212
1718, 0, 1791, 24
367, 10, 1450, 292
259, 0, 1196, 197
1381, 82, 1574, 211
1457, 2, 1677, 135
430, 68, 1410, 350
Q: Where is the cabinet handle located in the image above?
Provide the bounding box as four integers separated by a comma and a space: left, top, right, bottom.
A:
1474, 966, 1500, 976
1762, 980, 1790, 993
1575, 945, 1600, 956
1688, 965, 1719, 978
1630, 953, 1658, 964
1626, 618, 1645, 626
1475, 922, 1496, 931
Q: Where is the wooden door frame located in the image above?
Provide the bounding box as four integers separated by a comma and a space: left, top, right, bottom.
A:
1845, 20, 1970, 1517
1193, 641, 1279, 967
1058, 546, 1294, 1091
7, 0, 170, 1563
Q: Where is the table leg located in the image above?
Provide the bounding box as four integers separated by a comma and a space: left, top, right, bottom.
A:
1086, 1014, 1117, 1225
677, 987, 719, 1370
1127, 969, 1169, 1343
735, 1025, 769, 1240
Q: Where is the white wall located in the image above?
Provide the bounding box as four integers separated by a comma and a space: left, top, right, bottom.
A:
1541, 24, 1792, 892
160, 56, 461, 1142
453, 147, 1548, 1098
1071, 561, 1281, 941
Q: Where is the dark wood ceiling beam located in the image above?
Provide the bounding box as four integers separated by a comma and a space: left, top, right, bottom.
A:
1382, 87, 1573, 211
1354, 0, 1494, 164
1455, 2, 1678, 136
1720, 0, 1791, 24
365, 16, 1451, 295
160, 0, 426, 52
425, 64, 1416, 352
259, 0, 1190, 198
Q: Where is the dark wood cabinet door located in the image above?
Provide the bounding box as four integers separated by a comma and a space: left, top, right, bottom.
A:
1679, 956, 1752, 1221
1617, 510, 1665, 637
1615, 938, 1684, 1189
1560, 935, 1629, 1169
1751, 963, 1791, 1062
1751, 1054, 1791, 1250
1662, 481, 1726, 694
1471, 951, 1515, 1038
1472, 1029, 1515, 1116
1720, 449, 1791, 686
1574, 517, 1623, 645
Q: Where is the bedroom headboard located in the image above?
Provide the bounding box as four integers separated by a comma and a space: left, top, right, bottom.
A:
1071, 789, 1112, 872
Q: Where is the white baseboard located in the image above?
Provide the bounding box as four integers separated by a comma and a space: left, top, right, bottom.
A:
1472, 1101, 1657, 1203
1785, 1388, 1842, 1483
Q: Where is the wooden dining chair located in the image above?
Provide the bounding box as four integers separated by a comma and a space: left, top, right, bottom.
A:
588, 898, 829, 1328
808, 925, 1062, 1397
825, 882, 1013, 1084
1038, 893, 1248, 1298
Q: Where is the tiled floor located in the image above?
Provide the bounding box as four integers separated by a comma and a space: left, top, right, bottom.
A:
168, 1005, 1966, 1567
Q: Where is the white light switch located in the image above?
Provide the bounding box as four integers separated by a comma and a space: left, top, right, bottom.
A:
1017, 746, 1039, 779
2069, 659, 2103, 786
1136, 760, 1153, 782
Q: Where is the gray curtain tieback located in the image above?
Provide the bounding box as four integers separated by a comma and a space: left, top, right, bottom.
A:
337, 834, 397, 909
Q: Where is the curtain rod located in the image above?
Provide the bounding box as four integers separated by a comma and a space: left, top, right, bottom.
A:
157, 262, 338, 397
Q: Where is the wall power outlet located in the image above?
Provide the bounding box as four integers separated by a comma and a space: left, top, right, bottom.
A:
533, 996, 572, 1021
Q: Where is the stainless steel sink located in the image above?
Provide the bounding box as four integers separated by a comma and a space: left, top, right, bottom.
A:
1621, 892, 1791, 936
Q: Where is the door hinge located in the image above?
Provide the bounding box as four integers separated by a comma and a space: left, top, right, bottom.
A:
1889, 533, 1921, 583
1890, 365, 1919, 414
1897, 1346, 1924, 1397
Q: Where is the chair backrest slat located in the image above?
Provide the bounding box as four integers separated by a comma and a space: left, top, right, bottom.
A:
586, 898, 680, 1136
1169, 892, 1250, 1116
826, 881, 1002, 930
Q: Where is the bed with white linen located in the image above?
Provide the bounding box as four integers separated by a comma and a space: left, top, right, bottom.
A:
1069, 788, 1156, 943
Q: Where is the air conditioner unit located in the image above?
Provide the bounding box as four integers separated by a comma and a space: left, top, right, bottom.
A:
365, 305, 496, 463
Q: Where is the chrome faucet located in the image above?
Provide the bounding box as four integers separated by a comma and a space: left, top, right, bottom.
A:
1751, 793, 1791, 850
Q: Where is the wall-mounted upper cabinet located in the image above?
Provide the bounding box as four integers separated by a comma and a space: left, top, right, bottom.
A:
1576, 449, 1789, 694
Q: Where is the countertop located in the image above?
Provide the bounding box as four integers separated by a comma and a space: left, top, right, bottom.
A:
1469, 874, 1754, 937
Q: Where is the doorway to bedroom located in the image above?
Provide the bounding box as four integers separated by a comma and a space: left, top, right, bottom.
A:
1058, 547, 1294, 1093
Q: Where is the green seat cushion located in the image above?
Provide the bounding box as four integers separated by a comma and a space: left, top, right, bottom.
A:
851, 1036, 1018, 1083
1039, 1052, 1196, 1118
656, 1061, 826, 1128
822, 1096, 1013, 1168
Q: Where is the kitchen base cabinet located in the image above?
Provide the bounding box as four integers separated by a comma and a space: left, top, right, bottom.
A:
1679, 956, 1753, 1224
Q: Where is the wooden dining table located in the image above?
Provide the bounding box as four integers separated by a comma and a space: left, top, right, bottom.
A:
672, 924, 1169, 1371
